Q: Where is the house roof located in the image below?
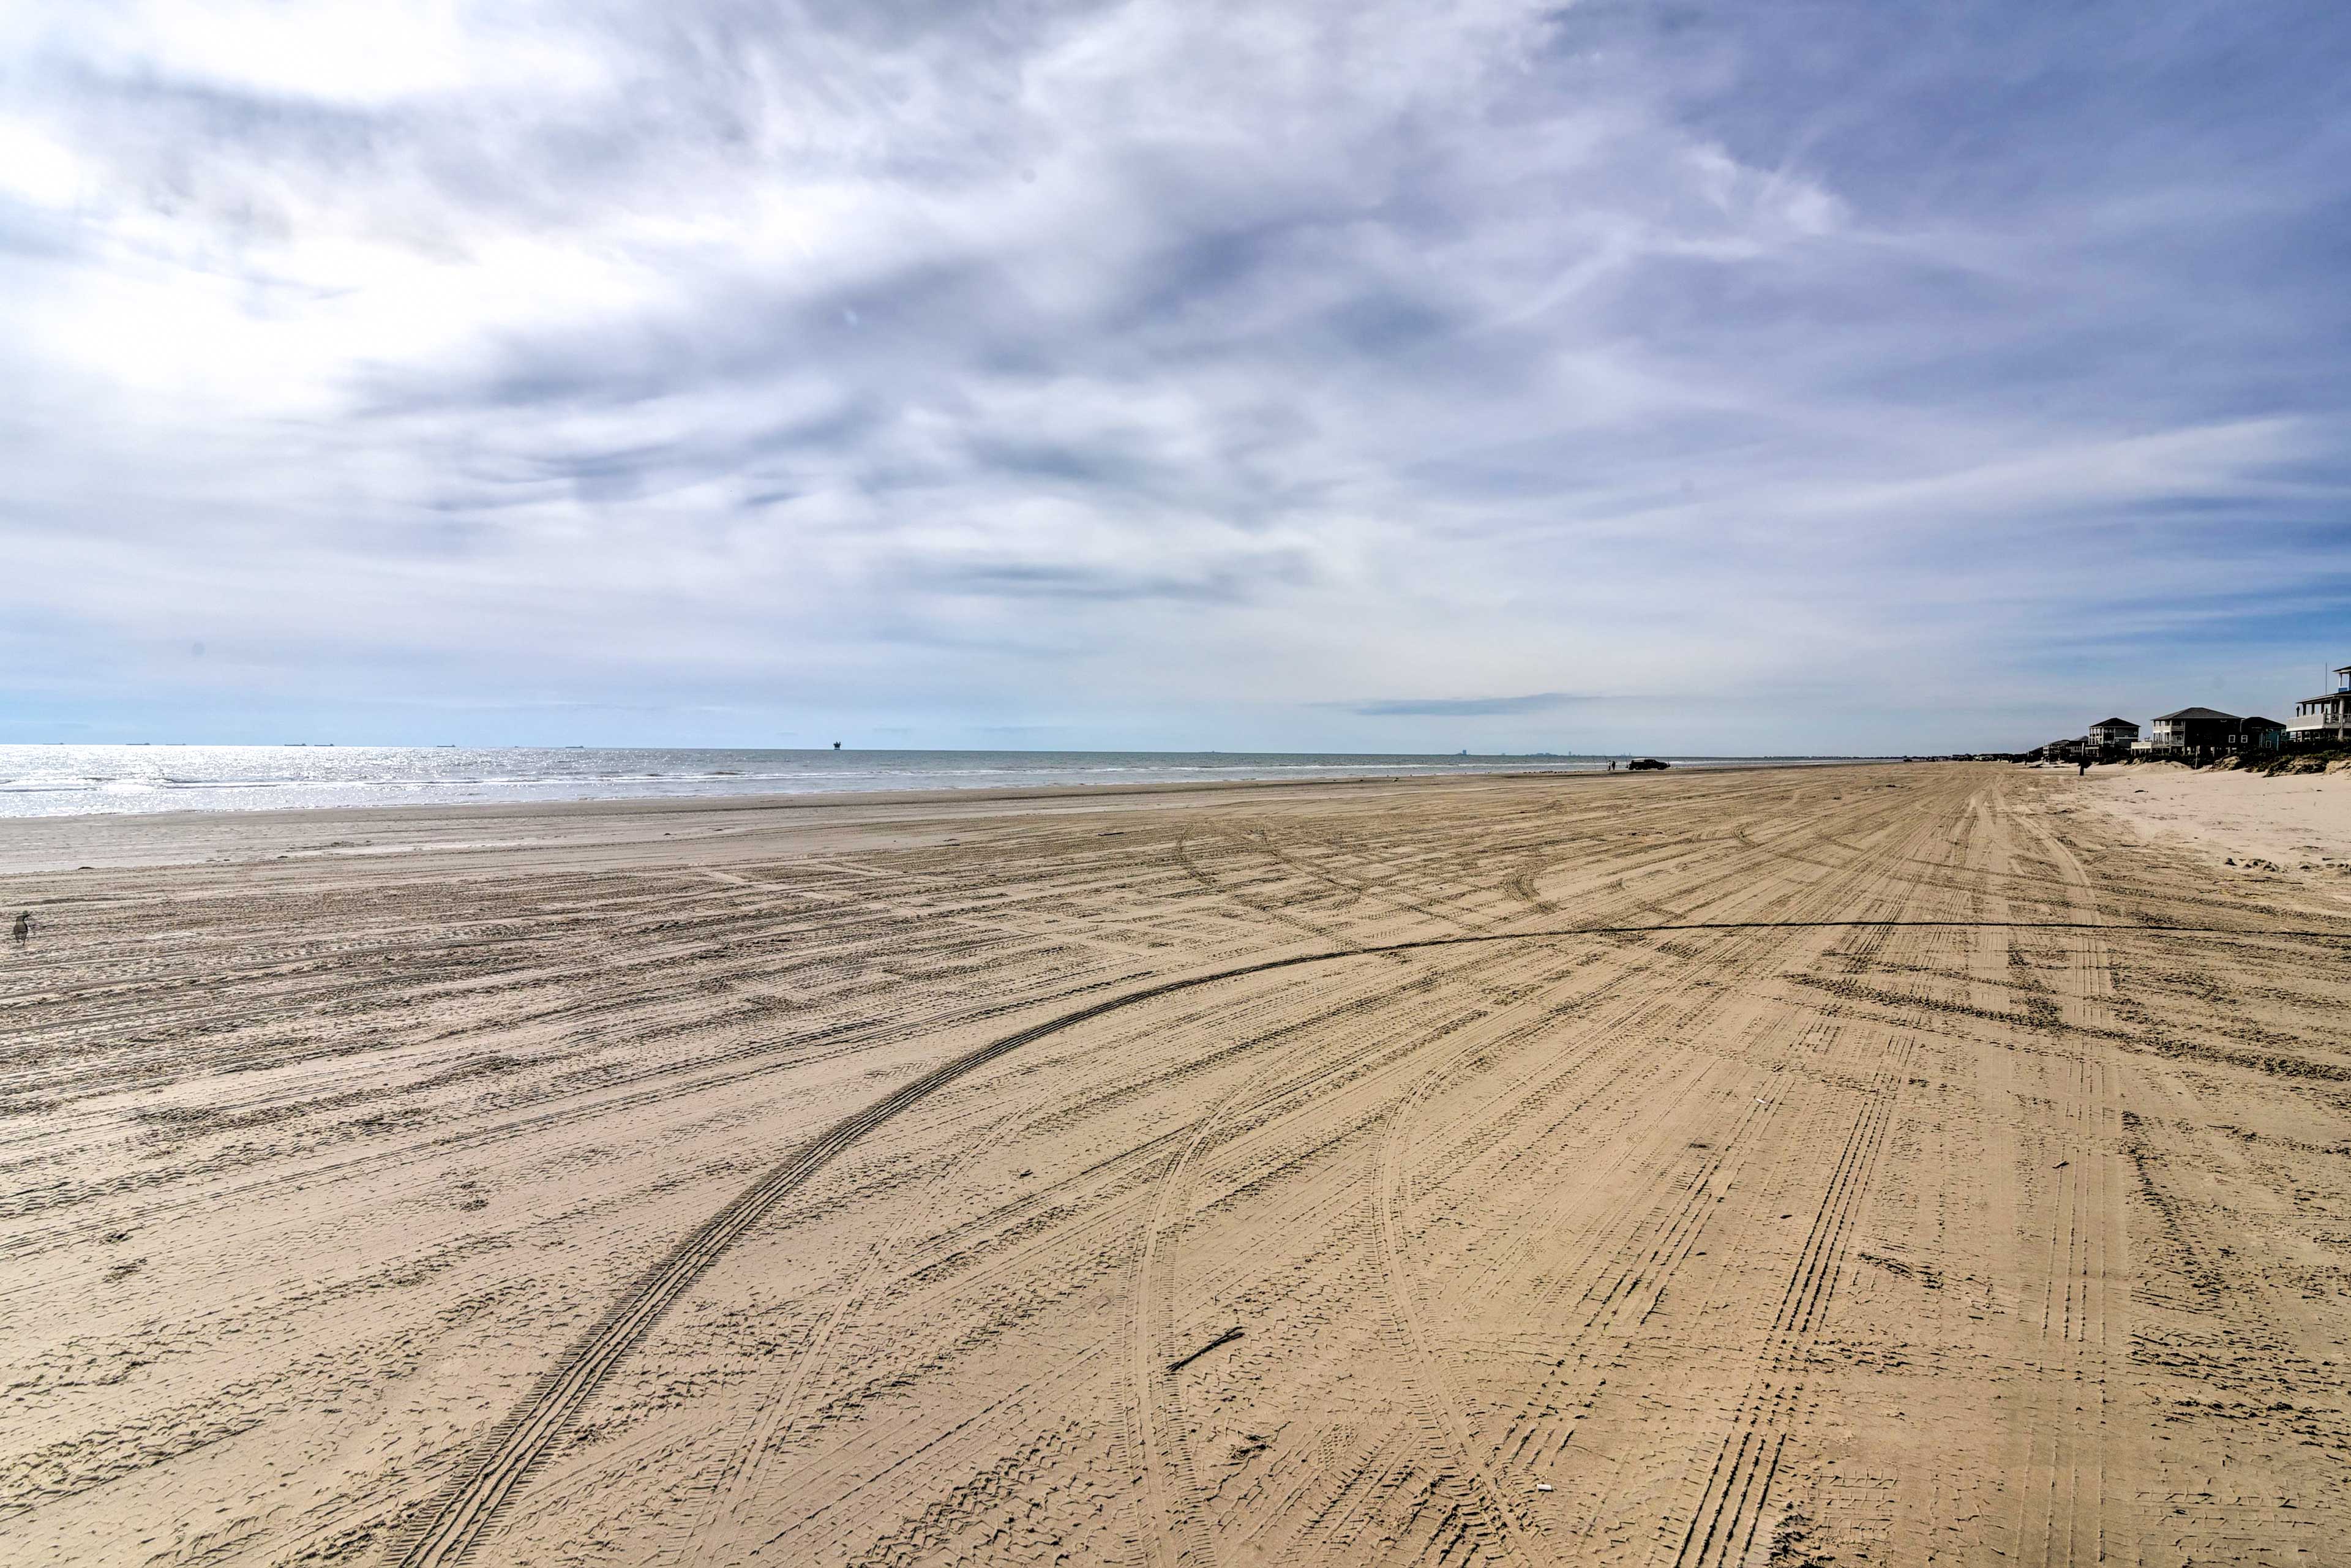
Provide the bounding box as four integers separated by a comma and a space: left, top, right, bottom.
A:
2238, 716, 2284, 729
2090, 717, 2137, 730
2154, 707, 2240, 723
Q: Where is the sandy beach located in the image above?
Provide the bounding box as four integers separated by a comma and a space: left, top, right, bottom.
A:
2084, 760, 2351, 880
6, 762, 2349, 1567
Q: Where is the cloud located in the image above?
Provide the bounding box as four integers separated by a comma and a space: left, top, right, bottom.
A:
888, 547, 1315, 606
1349, 693, 1596, 718
4, 0, 2350, 752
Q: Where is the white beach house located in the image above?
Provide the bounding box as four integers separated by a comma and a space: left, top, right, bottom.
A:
2290, 666, 2351, 746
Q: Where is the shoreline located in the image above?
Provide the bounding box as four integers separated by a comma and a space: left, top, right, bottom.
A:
0, 748, 1886, 825
0, 757, 1885, 877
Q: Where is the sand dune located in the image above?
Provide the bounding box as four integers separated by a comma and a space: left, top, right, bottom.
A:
5, 764, 2348, 1567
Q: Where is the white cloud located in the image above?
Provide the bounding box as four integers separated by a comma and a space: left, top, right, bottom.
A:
3, 0, 2348, 751
34, 0, 610, 105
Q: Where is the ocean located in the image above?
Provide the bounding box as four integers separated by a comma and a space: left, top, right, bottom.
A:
0, 745, 1864, 819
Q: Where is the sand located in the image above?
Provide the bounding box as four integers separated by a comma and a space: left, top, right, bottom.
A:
4, 763, 2349, 1567
2083, 761, 2351, 882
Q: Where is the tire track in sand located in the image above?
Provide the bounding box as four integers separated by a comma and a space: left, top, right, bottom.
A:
2001, 790, 2132, 1568
386, 915, 2351, 1566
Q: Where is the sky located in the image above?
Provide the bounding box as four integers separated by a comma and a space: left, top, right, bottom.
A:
4, 0, 2350, 754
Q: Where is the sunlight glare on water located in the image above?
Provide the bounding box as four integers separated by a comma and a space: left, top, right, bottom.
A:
0, 746, 1859, 818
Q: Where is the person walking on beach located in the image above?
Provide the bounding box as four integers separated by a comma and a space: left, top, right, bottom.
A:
2077, 757, 2091, 776
12, 910, 30, 947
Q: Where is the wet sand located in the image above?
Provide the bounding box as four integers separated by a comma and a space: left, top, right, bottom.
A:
5, 763, 2349, 1567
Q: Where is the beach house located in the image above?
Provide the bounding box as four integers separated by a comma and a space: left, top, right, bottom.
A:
2230, 716, 2287, 752
2087, 717, 2139, 756
2147, 707, 2238, 757
2290, 666, 2351, 746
